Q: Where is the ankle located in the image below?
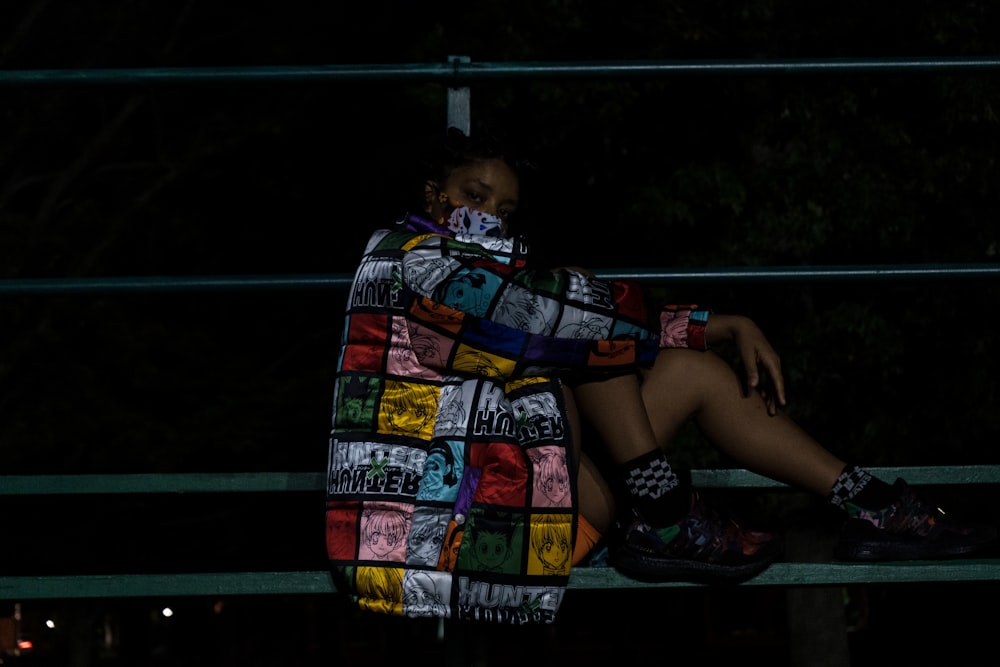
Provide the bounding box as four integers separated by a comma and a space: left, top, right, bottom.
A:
618, 452, 690, 527
634, 485, 691, 527
827, 465, 898, 512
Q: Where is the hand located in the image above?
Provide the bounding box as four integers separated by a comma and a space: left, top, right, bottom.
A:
705, 314, 787, 415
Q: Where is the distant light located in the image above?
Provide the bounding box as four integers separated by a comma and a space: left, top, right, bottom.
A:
45, 619, 56, 629
161, 607, 174, 618
17, 639, 33, 650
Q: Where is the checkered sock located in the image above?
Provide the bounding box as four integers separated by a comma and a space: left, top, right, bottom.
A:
827, 464, 897, 513
619, 450, 687, 526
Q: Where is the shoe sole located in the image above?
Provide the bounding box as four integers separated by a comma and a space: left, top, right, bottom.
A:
835, 520, 998, 562
834, 538, 993, 562
609, 545, 777, 585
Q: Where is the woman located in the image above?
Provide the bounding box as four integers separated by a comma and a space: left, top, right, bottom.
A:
326, 126, 995, 623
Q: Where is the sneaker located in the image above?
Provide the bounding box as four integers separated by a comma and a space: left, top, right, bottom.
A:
834, 479, 998, 562
608, 490, 781, 584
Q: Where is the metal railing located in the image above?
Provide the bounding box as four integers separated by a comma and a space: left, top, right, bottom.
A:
3, 55, 999, 601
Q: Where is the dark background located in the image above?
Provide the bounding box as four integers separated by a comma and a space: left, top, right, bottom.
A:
2, 1, 1000, 665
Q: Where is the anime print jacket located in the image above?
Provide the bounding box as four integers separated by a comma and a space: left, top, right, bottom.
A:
326, 206, 710, 625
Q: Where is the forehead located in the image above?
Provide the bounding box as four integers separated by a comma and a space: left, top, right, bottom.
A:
445, 159, 520, 198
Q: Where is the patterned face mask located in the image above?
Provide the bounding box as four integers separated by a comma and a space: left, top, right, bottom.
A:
439, 198, 505, 238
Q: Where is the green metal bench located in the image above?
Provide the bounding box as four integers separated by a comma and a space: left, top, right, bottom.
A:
2, 464, 999, 600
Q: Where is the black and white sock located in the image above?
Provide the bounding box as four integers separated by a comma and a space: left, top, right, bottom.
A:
827, 464, 897, 512
619, 450, 687, 526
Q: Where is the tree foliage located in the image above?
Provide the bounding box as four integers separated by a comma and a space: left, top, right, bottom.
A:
1, 0, 999, 474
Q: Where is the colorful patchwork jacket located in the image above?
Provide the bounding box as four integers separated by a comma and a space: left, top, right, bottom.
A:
326, 207, 710, 624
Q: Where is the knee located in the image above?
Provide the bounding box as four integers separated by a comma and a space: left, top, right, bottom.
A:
642, 348, 740, 389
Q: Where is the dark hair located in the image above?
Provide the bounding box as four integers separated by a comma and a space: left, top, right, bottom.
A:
425, 126, 526, 183
386, 124, 536, 226
427, 440, 458, 486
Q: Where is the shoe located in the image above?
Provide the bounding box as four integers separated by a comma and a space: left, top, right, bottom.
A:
834, 479, 998, 562
608, 490, 781, 584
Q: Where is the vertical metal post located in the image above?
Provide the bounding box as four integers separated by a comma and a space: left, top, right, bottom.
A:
447, 55, 471, 135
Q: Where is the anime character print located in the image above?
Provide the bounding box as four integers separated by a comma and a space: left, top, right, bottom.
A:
409, 325, 448, 370
406, 507, 452, 566
387, 316, 440, 379
528, 446, 570, 507
378, 380, 437, 438
432, 382, 472, 438
555, 313, 612, 340
401, 253, 458, 298
452, 346, 510, 379
459, 510, 522, 575
402, 570, 451, 618
438, 269, 503, 317
355, 565, 403, 615
416, 440, 462, 502
493, 285, 559, 334
528, 514, 573, 576
359, 504, 410, 562
333, 374, 379, 430
436, 520, 465, 573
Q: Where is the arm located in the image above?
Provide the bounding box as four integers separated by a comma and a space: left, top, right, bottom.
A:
400, 234, 659, 377
404, 234, 713, 349
705, 313, 787, 415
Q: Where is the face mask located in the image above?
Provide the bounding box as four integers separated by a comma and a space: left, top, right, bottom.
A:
439, 198, 505, 238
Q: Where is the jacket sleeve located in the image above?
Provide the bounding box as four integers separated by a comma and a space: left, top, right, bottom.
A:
657, 304, 710, 351
400, 233, 709, 378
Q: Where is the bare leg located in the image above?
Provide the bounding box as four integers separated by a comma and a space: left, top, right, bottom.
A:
573, 349, 997, 568
572, 372, 660, 465
563, 384, 616, 533
641, 348, 845, 495
574, 349, 846, 497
